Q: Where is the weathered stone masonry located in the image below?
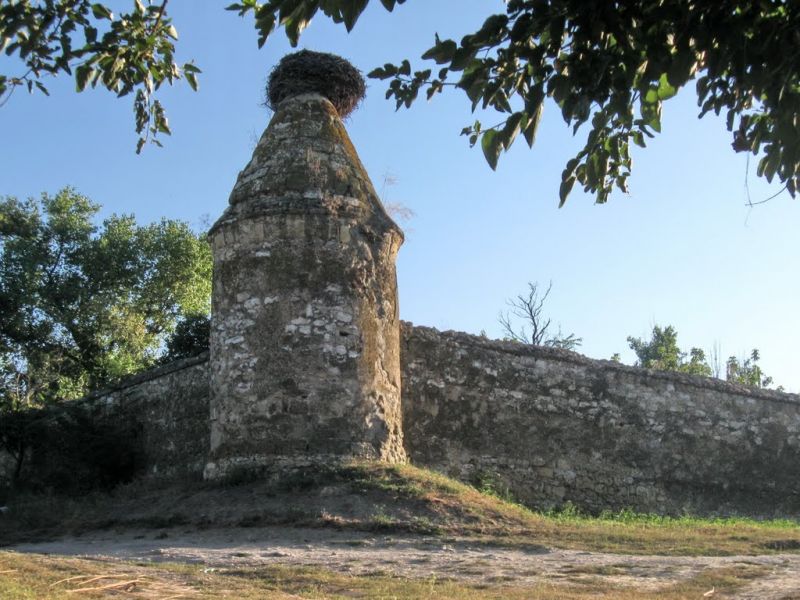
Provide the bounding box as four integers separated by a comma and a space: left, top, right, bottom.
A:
53, 324, 800, 517
401, 326, 800, 517
60, 354, 211, 481
206, 93, 405, 478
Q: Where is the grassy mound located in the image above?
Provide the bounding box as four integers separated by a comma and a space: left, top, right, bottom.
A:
2, 462, 799, 556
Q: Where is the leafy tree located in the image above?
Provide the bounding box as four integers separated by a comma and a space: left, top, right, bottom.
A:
0, 187, 211, 413
499, 281, 582, 350
726, 349, 775, 389
161, 313, 210, 363
0, 0, 200, 152
231, 0, 800, 205
627, 325, 711, 376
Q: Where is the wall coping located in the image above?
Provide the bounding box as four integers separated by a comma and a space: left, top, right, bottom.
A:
84, 352, 210, 400
401, 321, 800, 406
80, 323, 799, 408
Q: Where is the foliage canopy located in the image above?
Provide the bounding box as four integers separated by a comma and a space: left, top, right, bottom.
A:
4, 2, 798, 204
0, 188, 211, 413
626, 325, 779, 389
726, 349, 774, 389
231, 0, 800, 205
0, 0, 199, 152
627, 325, 712, 376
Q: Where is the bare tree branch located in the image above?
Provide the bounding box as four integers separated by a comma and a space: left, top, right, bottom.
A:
498, 281, 582, 350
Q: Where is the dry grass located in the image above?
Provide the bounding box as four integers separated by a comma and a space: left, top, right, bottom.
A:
2, 462, 798, 557
0, 551, 772, 599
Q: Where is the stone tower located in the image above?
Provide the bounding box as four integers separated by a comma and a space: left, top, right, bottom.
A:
204, 52, 405, 479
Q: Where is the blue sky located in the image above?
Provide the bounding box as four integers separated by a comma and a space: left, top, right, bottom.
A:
2, 1, 798, 390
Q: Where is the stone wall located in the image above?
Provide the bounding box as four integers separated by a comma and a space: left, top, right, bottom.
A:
88, 353, 210, 480
1, 354, 210, 490
401, 324, 800, 517
6, 324, 800, 517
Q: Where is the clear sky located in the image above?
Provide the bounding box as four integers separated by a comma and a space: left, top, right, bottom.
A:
2, 2, 798, 390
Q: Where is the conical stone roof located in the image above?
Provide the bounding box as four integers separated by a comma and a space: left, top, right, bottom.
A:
211, 92, 401, 240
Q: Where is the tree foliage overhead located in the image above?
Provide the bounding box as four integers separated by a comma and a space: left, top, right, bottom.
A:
4, 2, 798, 203
0, 0, 200, 152
0, 188, 211, 412
232, 0, 800, 205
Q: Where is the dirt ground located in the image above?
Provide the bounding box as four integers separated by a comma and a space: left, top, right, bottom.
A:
9, 526, 800, 599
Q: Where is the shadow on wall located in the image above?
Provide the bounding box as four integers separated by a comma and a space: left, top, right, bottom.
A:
0, 402, 144, 500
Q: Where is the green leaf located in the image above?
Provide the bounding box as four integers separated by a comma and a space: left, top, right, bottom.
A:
341, 0, 369, 31
656, 73, 677, 101
90, 3, 113, 20
75, 65, 94, 92
185, 72, 198, 92
559, 176, 576, 207
449, 47, 475, 71
523, 101, 543, 148
254, 9, 276, 48
501, 112, 524, 150
481, 130, 502, 170
421, 39, 457, 64
666, 48, 696, 89
640, 100, 662, 133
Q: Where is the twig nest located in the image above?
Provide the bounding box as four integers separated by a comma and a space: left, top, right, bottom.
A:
266, 50, 366, 118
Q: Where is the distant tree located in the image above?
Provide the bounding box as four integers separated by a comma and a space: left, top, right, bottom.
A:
708, 340, 724, 379
627, 325, 711, 376
161, 314, 210, 363
499, 281, 582, 350
0, 188, 211, 412
726, 349, 776, 389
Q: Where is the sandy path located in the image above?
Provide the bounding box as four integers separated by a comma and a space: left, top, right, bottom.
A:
9, 527, 800, 598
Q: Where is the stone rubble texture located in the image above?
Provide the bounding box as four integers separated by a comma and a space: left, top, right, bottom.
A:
205, 92, 406, 478
30, 324, 800, 517
400, 325, 800, 516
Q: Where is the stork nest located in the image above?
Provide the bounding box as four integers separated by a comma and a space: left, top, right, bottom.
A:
266, 50, 366, 118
